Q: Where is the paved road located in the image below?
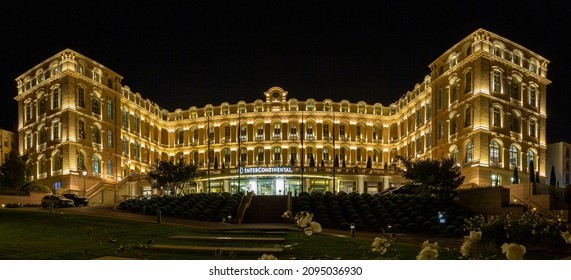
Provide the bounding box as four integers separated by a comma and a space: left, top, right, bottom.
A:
32, 204, 464, 248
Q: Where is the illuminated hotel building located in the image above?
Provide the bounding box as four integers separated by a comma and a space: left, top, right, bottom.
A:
0, 129, 17, 166
14, 29, 550, 198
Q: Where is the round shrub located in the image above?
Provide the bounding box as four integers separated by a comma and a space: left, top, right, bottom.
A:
394, 212, 406, 220
444, 225, 458, 236
422, 220, 434, 231
399, 216, 412, 226
429, 226, 441, 235
406, 222, 420, 233
385, 217, 397, 225
414, 216, 426, 225
337, 221, 350, 230
391, 223, 402, 233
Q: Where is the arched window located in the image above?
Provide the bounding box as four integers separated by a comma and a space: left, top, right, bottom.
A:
529, 119, 537, 138
107, 159, 113, 176
52, 120, 60, 140
92, 125, 101, 144
77, 152, 85, 170
465, 141, 473, 163
53, 151, 63, 171
134, 142, 140, 160
91, 95, 100, 115
490, 140, 500, 164
257, 147, 264, 162
224, 148, 231, 163
93, 155, 101, 174
464, 107, 472, 128
38, 155, 46, 175
240, 147, 247, 163
78, 120, 86, 139
510, 78, 521, 100
510, 110, 520, 133
527, 150, 536, 170
509, 145, 519, 167
465, 71, 472, 93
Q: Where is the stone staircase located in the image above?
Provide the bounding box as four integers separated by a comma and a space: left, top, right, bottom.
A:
241, 195, 290, 223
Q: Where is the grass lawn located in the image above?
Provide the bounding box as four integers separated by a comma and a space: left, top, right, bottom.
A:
0, 209, 567, 260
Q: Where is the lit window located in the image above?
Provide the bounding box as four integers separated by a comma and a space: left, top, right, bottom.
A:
490, 141, 500, 163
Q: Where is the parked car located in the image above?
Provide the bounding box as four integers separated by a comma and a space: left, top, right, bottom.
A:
62, 193, 89, 206
41, 195, 75, 208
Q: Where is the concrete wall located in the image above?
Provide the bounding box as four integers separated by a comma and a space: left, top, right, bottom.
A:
455, 187, 524, 218
0, 192, 48, 205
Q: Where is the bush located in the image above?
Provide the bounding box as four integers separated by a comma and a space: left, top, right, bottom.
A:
444, 225, 458, 236
429, 226, 441, 235
406, 222, 420, 233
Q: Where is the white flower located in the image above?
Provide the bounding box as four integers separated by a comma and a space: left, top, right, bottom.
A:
417, 247, 438, 260
258, 254, 278, 260
304, 221, 322, 236
561, 231, 571, 244
371, 237, 391, 255
281, 211, 292, 219
501, 243, 526, 260
465, 231, 482, 242
417, 240, 439, 260
460, 240, 472, 257
297, 212, 313, 228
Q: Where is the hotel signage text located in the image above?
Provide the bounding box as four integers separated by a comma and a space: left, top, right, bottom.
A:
238, 166, 294, 175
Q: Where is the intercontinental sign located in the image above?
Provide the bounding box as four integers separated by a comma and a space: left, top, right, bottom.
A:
238, 166, 294, 175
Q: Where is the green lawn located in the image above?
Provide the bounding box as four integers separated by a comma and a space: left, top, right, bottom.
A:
0, 209, 567, 260
0, 209, 442, 260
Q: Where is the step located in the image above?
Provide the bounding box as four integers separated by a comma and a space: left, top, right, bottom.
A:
149, 244, 284, 254
168, 235, 285, 242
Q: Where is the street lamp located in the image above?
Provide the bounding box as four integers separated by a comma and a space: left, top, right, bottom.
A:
82, 170, 87, 197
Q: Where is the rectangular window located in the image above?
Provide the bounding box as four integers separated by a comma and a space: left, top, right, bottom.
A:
274, 123, 281, 137
529, 88, 536, 107
257, 124, 263, 137
92, 97, 100, 114
323, 147, 329, 160
108, 131, 113, 148
323, 124, 329, 139
493, 72, 501, 92
274, 147, 281, 161
134, 117, 140, 133
25, 102, 32, 121
258, 148, 264, 162
107, 100, 113, 119
225, 126, 231, 141
465, 72, 472, 93
240, 126, 247, 141
510, 81, 520, 100
451, 119, 458, 135
356, 126, 361, 139
78, 120, 85, 139
493, 107, 501, 127
53, 88, 60, 109
39, 96, 46, 115
438, 121, 444, 140
465, 108, 472, 128
52, 122, 60, 140
78, 88, 85, 108
122, 111, 128, 128
529, 120, 536, 138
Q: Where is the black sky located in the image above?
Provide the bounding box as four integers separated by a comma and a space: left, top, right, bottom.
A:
1, 0, 570, 143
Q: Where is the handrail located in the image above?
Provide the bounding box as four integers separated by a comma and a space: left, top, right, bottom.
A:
236, 191, 254, 224
511, 195, 565, 221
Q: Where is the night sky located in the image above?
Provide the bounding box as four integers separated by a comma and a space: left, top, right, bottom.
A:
1, 0, 570, 143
